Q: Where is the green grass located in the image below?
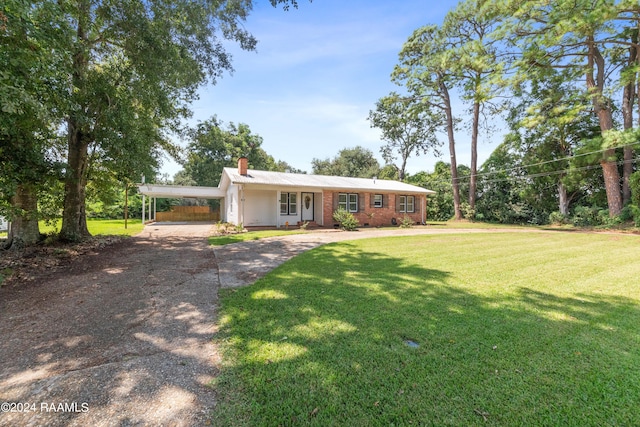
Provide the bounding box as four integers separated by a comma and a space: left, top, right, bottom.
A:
209, 229, 308, 246
39, 218, 144, 236
213, 232, 640, 426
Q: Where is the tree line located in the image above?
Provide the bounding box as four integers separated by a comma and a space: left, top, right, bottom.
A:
370, 0, 640, 225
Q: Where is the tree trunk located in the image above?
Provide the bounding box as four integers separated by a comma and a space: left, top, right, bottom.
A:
60, 1, 92, 241
587, 37, 623, 216
621, 29, 637, 206
558, 181, 569, 216
440, 79, 462, 220
469, 100, 480, 212
61, 122, 91, 241
5, 184, 41, 249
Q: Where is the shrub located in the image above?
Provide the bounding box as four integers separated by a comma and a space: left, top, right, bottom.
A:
399, 215, 414, 228
333, 208, 359, 231
460, 202, 476, 221
631, 205, 640, 227
571, 206, 599, 227
549, 211, 568, 225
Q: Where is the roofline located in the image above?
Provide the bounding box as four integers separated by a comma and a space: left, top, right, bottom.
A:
223, 167, 436, 195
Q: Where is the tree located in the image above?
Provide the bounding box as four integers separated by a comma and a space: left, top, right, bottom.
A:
393, 25, 463, 220
368, 92, 440, 181
311, 146, 381, 178
442, 0, 506, 213
184, 117, 280, 187
0, 1, 66, 248
54, 0, 300, 241
501, 0, 640, 216
506, 68, 602, 215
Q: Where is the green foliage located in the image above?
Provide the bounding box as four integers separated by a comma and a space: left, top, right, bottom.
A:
312, 146, 381, 178
332, 208, 359, 231
571, 206, 600, 227
368, 92, 441, 181
630, 171, 640, 206
405, 161, 470, 221
399, 215, 414, 228
549, 211, 569, 225
184, 117, 280, 187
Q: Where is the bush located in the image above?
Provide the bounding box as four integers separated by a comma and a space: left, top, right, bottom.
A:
548, 211, 568, 225
571, 206, 600, 227
399, 215, 414, 228
624, 204, 640, 227
460, 202, 476, 221
333, 208, 359, 231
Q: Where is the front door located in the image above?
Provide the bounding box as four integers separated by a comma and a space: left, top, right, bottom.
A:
301, 192, 314, 221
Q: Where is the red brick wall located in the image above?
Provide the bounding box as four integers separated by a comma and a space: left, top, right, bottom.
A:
322, 190, 425, 227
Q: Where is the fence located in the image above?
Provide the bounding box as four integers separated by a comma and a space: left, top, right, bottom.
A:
155, 206, 220, 222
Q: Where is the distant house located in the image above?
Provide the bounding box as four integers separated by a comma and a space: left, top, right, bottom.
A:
139, 158, 435, 227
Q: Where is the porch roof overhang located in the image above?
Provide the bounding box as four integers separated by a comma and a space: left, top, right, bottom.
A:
137, 184, 225, 199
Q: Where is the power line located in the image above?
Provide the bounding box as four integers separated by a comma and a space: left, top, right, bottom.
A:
416, 156, 639, 187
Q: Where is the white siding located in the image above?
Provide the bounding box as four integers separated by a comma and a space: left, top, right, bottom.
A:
225, 185, 239, 225
244, 190, 277, 226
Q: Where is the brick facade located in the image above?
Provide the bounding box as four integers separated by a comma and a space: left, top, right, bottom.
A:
322, 190, 425, 228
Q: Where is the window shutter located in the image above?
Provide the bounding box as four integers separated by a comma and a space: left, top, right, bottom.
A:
359, 193, 365, 212
383, 194, 388, 208
395, 195, 400, 212
369, 193, 375, 208
333, 193, 338, 210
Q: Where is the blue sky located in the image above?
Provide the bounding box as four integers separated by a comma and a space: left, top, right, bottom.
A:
162, 0, 502, 178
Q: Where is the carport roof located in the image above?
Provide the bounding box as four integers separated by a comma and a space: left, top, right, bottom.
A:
137, 184, 225, 199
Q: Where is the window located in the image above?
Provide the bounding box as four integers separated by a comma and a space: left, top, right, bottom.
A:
280, 192, 297, 215
374, 194, 383, 208
399, 195, 415, 213
338, 193, 358, 212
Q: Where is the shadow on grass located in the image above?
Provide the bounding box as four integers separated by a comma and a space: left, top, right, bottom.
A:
214, 242, 640, 426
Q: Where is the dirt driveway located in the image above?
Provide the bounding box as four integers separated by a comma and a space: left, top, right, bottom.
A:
0, 223, 523, 426
0, 223, 219, 427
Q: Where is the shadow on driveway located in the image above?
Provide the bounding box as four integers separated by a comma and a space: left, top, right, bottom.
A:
0, 223, 219, 426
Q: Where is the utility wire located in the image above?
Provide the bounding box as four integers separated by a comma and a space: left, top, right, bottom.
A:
416, 156, 639, 187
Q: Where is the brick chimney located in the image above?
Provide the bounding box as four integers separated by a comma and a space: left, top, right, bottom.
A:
238, 157, 248, 176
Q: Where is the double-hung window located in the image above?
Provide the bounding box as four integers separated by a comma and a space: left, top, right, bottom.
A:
338, 193, 358, 212
399, 195, 415, 213
280, 192, 297, 215
373, 194, 383, 208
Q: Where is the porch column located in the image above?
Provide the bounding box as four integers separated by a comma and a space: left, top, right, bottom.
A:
142, 194, 145, 223
276, 190, 281, 228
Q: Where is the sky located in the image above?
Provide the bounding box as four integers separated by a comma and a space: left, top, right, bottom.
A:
161, 0, 503, 179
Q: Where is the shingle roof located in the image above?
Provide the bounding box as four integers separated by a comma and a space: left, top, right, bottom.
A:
223, 168, 435, 194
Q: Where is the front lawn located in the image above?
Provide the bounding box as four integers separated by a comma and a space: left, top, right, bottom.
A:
40, 218, 144, 236
213, 232, 640, 426
209, 229, 308, 246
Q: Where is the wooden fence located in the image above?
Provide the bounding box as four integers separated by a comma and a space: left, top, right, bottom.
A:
156, 206, 220, 222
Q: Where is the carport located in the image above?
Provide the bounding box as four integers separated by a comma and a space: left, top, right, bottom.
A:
137, 184, 225, 223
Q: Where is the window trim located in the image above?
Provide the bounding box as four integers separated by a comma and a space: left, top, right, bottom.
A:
280, 192, 297, 215
373, 194, 383, 208
399, 195, 415, 213
338, 193, 359, 213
